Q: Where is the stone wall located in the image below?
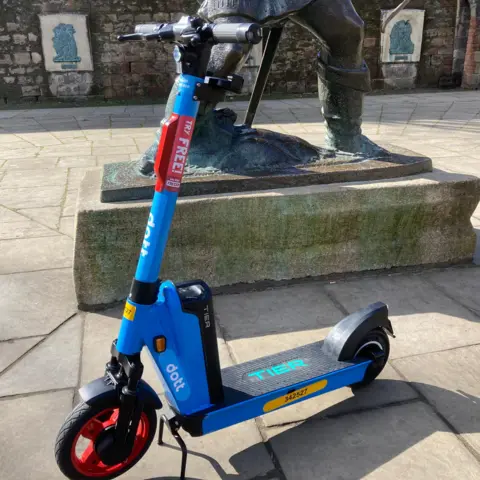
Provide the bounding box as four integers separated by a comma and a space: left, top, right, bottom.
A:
268, 0, 459, 93
0, 0, 197, 99
0, 0, 469, 101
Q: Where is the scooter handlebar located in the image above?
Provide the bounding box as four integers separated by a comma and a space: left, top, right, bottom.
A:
118, 19, 262, 45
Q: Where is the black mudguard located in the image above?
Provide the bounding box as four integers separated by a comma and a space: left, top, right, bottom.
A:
79, 377, 163, 410
323, 302, 394, 361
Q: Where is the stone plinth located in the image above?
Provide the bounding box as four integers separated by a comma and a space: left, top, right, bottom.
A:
74, 169, 480, 309
101, 145, 432, 202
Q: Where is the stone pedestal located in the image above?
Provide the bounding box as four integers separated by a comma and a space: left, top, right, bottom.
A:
74, 169, 480, 309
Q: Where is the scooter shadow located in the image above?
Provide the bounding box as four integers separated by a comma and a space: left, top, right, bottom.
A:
144, 443, 236, 480
144, 446, 230, 480
146, 379, 480, 480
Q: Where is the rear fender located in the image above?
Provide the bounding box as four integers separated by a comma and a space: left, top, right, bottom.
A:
79, 377, 163, 410
323, 302, 394, 361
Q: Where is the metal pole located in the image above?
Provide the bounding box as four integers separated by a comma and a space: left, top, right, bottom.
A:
244, 26, 284, 127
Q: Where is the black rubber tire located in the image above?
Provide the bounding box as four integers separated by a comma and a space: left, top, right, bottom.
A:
55, 399, 157, 480
350, 328, 390, 389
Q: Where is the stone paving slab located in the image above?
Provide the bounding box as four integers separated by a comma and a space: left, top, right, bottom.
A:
0, 168, 67, 189
0, 147, 42, 159
58, 156, 96, 168
393, 344, 480, 455
0, 390, 74, 480
0, 218, 57, 240
17, 205, 62, 229
67, 167, 92, 189
38, 146, 92, 158
0, 316, 81, 397
0, 185, 65, 209
0, 206, 58, 240
266, 401, 480, 479
16, 133, 62, 147
62, 190, 78, 216
0, 235, 73, 274
0, 269, 76, 340
214, 283, 345, 341
92, 145, 139, 156
0, 336, 43, 374
426, 267, 480, 314
59, 216, 74, 237
97, 154, 133, 166
324, 274, 480, 359
2, 156, 58, 170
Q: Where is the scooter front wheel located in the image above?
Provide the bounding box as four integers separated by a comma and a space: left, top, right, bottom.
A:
55, 399, 157, 480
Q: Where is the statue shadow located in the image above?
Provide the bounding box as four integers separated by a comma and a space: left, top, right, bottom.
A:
145, 380, 480, 480
1, 97, 476, 135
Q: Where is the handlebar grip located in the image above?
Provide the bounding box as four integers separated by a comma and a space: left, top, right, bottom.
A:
212, 23, 262, 44
134, 24, 164, 35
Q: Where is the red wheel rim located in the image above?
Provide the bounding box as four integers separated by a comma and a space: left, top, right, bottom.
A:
70, 407, 150, 477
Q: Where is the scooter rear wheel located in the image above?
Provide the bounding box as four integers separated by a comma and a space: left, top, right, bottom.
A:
55, 399, 157, 480
350, 328, 390, 389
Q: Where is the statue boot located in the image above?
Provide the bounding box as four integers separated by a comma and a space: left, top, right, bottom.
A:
137, 88, 239, 176
317, 58, 383, 157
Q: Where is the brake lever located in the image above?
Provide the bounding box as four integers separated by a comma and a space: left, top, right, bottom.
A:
144, 33, 162, 41
118, 32, 167, 42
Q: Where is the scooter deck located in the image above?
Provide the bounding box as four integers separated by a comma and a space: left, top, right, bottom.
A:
181, 340, 370, 436
221, 340, 356, 404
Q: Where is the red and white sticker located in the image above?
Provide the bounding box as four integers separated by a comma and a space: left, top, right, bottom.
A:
165, 115, 195, 192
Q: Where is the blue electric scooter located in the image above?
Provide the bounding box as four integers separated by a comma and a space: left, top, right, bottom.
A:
55, 17, 394, 480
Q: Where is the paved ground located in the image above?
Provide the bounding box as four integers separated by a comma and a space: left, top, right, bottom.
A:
0, 91, 480, 480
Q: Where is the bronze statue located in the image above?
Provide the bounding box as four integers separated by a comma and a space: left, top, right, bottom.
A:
200, 0, 370, 151
102, 2, 429, 202
138, 0, 410, 176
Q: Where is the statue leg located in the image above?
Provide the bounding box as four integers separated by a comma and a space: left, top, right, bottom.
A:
138, 17, 252, 176
291, 0, 377, 154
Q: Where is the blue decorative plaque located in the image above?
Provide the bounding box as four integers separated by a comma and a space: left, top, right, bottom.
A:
53, 23, 81, 64
389, 20, 414, 56
40, 14, 93, 72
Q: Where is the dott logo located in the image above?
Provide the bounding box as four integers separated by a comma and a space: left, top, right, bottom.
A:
166, 363, 188, 394
140, 213, 155, 258
247, 359, 309, 381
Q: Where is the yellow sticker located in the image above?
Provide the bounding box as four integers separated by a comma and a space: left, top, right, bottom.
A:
263, 379, 328, 413
123, 302, 136, 322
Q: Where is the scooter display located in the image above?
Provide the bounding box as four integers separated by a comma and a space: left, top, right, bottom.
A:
55, 16, 394, 480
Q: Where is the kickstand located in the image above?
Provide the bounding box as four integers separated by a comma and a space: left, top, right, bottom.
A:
158, 413, 188, 480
